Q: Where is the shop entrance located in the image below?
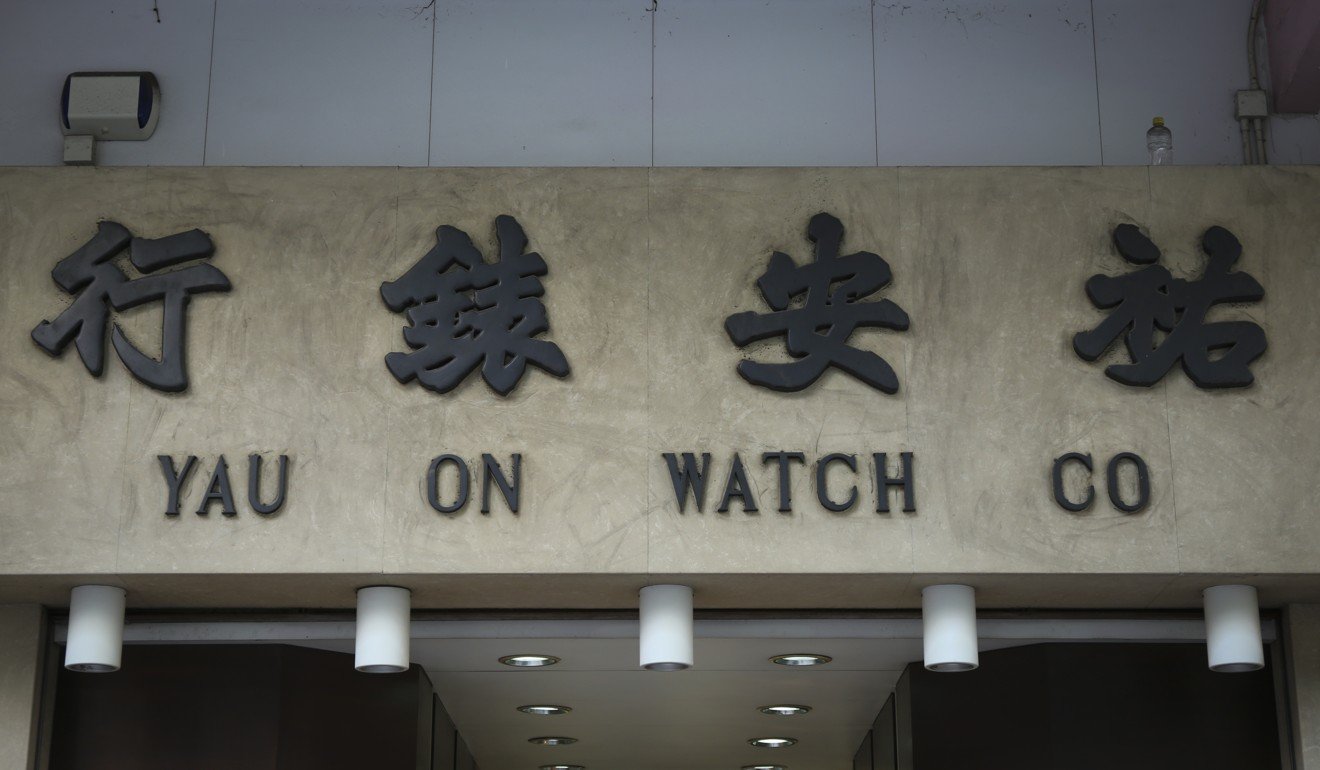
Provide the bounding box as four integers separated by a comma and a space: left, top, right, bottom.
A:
43, 616, 1290, 769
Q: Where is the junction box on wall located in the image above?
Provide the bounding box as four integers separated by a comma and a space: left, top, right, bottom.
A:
60, 72, 160, 165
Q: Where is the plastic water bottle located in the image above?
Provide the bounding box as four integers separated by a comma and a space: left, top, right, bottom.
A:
1147, 117, 1173, 165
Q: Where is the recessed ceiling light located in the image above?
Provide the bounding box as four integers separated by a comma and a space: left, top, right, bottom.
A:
758, 704, 811, 716
748, 737, 797, 748
769, 653, 832, 667
539, 766, 585, 770
528, 736, 578, 746
741, 766, 786, 770
499, 654, 561, 668
518, 704, 572, 716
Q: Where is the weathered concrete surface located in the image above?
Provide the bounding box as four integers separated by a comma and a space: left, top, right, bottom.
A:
0, 166, 1318, 609
0, 605, 45, 769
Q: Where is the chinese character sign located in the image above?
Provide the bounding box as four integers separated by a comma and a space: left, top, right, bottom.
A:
724, 212, 910, 393
30, 221, 231, 393
380, 215, 570, 396
1073, 223, 1266, 389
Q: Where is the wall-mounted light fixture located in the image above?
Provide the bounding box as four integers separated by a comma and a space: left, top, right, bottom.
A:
355, 586, 411, 673
639, 584, 693, 671
922, 584, 978, 672
64, 585, 127, 672
59, 72, 160, 165
1203, 584, 1264, 672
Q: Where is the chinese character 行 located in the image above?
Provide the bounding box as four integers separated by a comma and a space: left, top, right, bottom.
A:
380, 215, 570, 396
1073, 223, 1266, 389
724, 212, 910, 393
30, 221, 231, 393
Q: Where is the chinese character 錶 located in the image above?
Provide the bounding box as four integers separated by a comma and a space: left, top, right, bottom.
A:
380, 215, 570, 396
30, 221, 231, 393
724, 212, 910, 393
1073, 223, 1266, 389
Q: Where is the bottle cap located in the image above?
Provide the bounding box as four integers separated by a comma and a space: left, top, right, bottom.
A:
1153, 117, 1165, 127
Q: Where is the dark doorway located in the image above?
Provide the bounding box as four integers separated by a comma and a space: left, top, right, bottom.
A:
48, 644, 454, 770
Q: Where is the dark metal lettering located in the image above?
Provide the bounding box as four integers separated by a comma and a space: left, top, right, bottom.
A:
1051, 452, 1096, 512
381, 216, 569, 396
761, 451, 806, 512
158, 455, 197, 516
247, 454, 288, 516
427, 455, 470, 514
815, 453, 858, 513
1074, 224, 1266, 389
662, 452, 711, 513
874, 451, 915, 512
1106, 452, 1151, 513
716, 453, 758, 513
31, 222, 231, 392
724, 212, 910, 393
196, 456, 236, 516
480, 453, 521, 514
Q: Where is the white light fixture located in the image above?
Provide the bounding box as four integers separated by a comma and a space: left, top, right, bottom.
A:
528, 736, 577, 746
64, 585, 126, 672
1203, 584, 1264, 673
540, 765, 585, 770
742, 766, 786, 770
922, 584, 978, 672
518, 705, 572, 716
748, 737, 797, 748
354, 586, 411, 674
759, 704, 811, 716
639, 584, 693, 671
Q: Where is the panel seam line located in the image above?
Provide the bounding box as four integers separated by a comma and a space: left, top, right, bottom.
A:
872, 0, 880, 166
1090, 0, 1105, 165
201, 0, 219, 165
427, 3, 437, 166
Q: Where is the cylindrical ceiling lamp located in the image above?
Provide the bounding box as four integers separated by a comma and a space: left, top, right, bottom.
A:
355, 586, 411, 673
1204, 584, 1264, 673
65, 585, 126, 672
639, 584, 693, 671
922, 584, 978, 672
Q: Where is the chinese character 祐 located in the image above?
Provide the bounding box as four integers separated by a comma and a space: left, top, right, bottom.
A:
30, 221, 231, 393
724, 212, 910, 393
1073, 223, 1266, 389
380, 215, 570, 396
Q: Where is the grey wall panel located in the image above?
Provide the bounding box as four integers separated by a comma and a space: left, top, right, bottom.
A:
1269, 115, 1320, 165
873, 0, 1102, 166
430, 0, 652, 166
204, 0, 433, 166
1, 0, 1316, 168
433, 694, 458, 770
854, 729, 874, 770
1095, 0, 1253, 165
0, 0, 214, 166
872, 694, 896, 770
653, 0, 878, 167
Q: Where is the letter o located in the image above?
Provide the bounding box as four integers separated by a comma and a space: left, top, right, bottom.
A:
427, 455, 470, 514
1105, 452, 1150, 514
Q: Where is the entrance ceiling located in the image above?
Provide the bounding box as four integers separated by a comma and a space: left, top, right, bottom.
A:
96, 616, 1232, 770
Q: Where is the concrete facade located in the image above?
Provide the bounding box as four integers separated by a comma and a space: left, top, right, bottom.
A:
0, 165, 1316, 612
